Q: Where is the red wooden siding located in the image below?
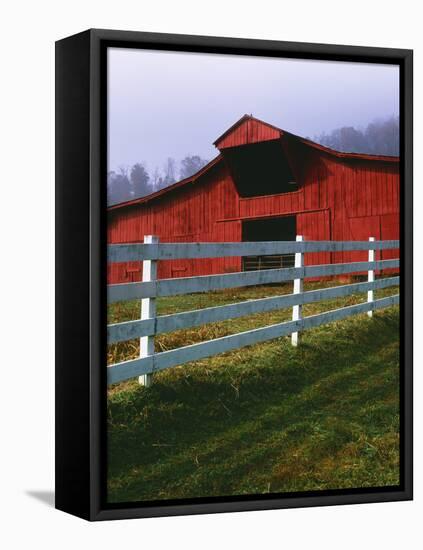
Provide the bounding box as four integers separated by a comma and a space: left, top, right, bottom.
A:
107, 116, 399, 284
214, 117, 281, 149
297, 209, 331, 270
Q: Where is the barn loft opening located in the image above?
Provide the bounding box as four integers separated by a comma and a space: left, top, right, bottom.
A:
223, 140, 298, 198
242, 216, 296, 271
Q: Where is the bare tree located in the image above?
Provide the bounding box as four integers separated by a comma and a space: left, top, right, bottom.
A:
163, 157, 177, 186
151, 166, 161, 190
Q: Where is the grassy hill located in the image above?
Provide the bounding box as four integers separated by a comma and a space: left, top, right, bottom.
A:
107, 282, 400, 503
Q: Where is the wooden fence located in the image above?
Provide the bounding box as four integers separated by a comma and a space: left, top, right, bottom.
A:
107, 237, 400, 385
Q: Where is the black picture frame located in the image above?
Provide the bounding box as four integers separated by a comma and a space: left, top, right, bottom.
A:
55, 28, 413, 521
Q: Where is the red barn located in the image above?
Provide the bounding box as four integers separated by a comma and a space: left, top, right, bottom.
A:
108, 115, 399, 283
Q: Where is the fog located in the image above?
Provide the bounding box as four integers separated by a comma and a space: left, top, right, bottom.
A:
108, 47, 399, 173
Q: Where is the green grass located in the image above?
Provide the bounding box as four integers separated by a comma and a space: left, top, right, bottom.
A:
107, 281, 400, 503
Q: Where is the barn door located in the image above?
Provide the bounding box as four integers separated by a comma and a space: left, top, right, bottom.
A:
241, 216, 296, 271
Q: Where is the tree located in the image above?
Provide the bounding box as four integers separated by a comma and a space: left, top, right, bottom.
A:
107, 171, 116, 205
130, 162, 152, 198
337, 126, 366, 153
179, 155, 208, 179
315, 127, 367, 153
365, 116, 399, 156
151, 167, 159, 187
107, 166, 131, 205
314, 116, 399, 156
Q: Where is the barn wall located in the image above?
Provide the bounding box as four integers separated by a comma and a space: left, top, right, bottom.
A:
108, 145, 399, 284
107, 162, 242, 283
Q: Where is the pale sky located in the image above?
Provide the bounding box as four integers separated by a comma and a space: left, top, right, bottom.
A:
108, 47, 399, 173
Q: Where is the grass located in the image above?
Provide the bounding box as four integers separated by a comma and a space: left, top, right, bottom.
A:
107, 280, 400, 503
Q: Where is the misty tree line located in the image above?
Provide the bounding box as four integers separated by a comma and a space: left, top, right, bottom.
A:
108, 116, 399, 205
108, 155, 208, 205
312, 115, 399, 157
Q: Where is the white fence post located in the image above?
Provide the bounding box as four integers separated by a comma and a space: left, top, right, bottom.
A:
139, 235, 158, 387
291, 235, 303, 346
367, 236, 375, 318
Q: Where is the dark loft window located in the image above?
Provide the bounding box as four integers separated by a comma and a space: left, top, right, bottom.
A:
242, 216, 296, 271
223, 140, 298, 197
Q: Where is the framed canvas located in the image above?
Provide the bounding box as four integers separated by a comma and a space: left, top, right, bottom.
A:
55, 28, 413, 521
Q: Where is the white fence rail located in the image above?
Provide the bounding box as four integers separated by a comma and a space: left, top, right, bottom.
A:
107, 238, 400, 385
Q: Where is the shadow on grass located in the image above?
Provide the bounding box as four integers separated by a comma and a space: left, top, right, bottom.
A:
107, 308, 400, 503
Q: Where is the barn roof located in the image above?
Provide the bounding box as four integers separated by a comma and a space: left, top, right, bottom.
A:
108, 115, 399, 211
214, 114, 400, 161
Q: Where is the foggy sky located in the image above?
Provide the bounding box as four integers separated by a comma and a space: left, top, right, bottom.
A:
108, 47, 399, 173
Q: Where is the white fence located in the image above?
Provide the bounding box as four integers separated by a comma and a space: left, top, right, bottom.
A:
107, 237, 400, 385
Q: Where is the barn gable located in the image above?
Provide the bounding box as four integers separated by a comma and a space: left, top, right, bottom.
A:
214, 115, 282, 149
